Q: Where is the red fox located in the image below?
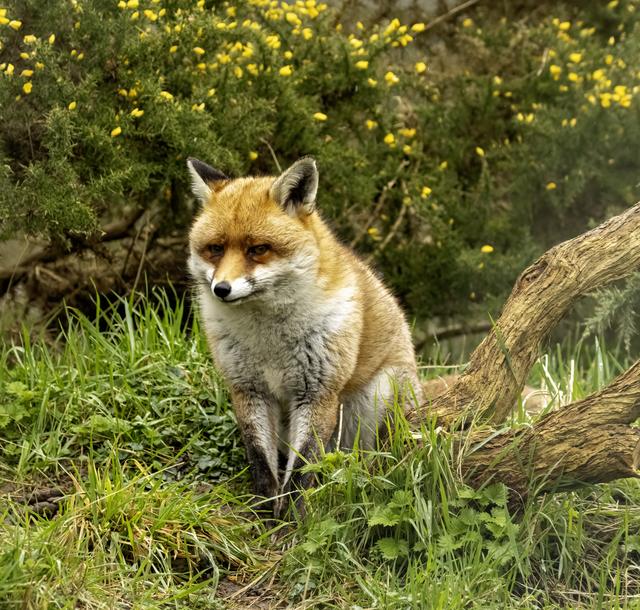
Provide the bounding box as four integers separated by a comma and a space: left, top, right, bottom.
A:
187, 156, 422, 515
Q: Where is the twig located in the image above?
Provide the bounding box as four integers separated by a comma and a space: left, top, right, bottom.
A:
414, 321, 494, 351
131, 215, 153, 294
350, 160, 408, 249
423, 0, 482, 33
260, 138, 282, 173
364, 195, 408, 265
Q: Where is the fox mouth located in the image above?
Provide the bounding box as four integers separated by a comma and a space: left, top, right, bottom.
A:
217, 288, 265, 304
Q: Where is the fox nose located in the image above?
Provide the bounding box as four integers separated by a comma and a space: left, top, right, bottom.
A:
213, 282, 231, 299
213, 281, 232, 299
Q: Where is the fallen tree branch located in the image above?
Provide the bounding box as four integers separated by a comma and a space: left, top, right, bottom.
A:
461, 360, 640, 500
413, 201, 640, 427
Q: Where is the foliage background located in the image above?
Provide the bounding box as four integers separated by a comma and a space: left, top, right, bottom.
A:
1, 0, 639, 329
2, 1, 640, 608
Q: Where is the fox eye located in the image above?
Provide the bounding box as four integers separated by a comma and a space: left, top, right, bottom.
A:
207, 244, 224, 256
248, 244, 270, 257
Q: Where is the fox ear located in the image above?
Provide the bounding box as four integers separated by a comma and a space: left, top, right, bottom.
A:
186, 157, 228, 203
270, 157, 318, 216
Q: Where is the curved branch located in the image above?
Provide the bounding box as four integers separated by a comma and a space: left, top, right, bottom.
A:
461, 360, 640, 499
415, 201, 640, 426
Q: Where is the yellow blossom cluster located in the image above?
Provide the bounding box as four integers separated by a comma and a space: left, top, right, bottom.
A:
1, 0, 434, 150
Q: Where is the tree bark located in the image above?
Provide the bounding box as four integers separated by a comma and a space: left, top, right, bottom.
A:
461, 360, 640, 499
416, 200, 640, 427
411, 201, 640, 500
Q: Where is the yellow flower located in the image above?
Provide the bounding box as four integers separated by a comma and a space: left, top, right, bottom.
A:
384, 18, 400, 36
549, 64, 562, 78
23, 34, 37, 44
383, 133, 395, 146
193, 46, 205, 56
439, 161, 448, 170
9, 19, 22, 30
68, 101, 77, 110
475, 146, 485, 157
313, 112, 327, 121
402, 145, 412, 155
48, 33, 55, 44
286, 12, 301, 26
169, 45, 177, 53
354, 60, 369, 70
462, 18, 473, 28
558, 21, 571, 31
619, 95, 632, 108
111, 126, 122, 137
265, 34, 281, 49
5, 63, 14, 76
20, 69, 33, 77
384, 71, 399, 85
592, 68, 605, 81
399, 128, 416, 138
159, 90, 174, 101
349, 37, 363, 49
126, 0, 138, 7
421, 186, 432, 198
302, 28, 313, 40
600, 92, 612, 107
546, 182, 557, 190
367, 78, 377, 87
568, 52, 582, 63
480, 245, 494, 253
279, 65, 293, 76
144, 9, 157, 21
283, 50, 293, 60
192, 103, 205, 112
415, 61, 427, 74
130, 108, 144, 117
365, 119, 377, 130
249, 151, 258, 160
22, 81, 32, 94
411, 23, 426, 32
567, 72, 579, 82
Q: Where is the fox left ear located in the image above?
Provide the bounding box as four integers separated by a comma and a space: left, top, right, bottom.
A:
186, 157, 228, 203
270, 157, 319, 216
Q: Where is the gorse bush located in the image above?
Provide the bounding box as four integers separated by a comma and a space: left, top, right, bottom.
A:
1, 0, 639, 319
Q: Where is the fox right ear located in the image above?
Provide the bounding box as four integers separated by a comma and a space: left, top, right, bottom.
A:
271, 157, 319, 216
186, 157, 228, 203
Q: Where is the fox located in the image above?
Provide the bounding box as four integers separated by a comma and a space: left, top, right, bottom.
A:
187, 156, 422, 516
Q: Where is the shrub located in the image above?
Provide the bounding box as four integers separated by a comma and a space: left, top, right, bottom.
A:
1, 0, 639, 320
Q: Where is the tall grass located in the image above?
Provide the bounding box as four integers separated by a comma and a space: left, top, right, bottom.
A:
1, 290, 639, 608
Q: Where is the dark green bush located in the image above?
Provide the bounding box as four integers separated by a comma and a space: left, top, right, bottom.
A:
1, 0, 639, 319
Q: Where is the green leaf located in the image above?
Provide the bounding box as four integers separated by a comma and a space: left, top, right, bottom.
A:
368, 506, 401, 528
375, 537, 409, 560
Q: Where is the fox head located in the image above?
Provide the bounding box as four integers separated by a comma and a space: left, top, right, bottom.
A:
187, 157, 322, 306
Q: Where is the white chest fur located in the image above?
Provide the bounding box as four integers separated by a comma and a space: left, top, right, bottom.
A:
198, 285, 357, 403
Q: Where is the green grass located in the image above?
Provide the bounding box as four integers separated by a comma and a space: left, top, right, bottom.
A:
2, 291, 640, 608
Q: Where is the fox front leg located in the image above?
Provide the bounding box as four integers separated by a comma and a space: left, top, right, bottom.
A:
281, 392, 341, 517
231, 388, 279, 515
